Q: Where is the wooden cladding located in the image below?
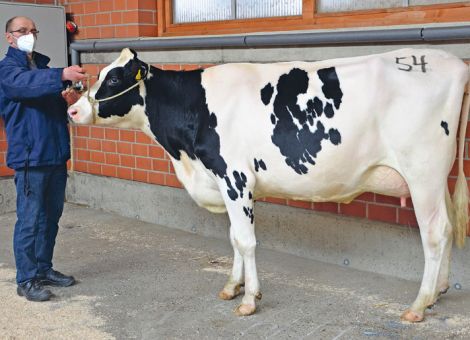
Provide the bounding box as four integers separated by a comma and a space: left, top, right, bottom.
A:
158, 0, 470, 37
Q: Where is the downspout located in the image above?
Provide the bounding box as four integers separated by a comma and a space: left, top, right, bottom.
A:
70, 25, 470, 66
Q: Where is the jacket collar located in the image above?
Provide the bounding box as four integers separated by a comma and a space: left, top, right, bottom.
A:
6, 46, 50, 68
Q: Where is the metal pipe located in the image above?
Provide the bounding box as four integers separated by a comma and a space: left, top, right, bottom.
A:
70, 25, 470, 65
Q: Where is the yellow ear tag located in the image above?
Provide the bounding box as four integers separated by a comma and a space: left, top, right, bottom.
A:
135, 69, 142, 81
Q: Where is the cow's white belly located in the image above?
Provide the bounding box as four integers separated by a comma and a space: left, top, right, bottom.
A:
171, 152, 227, 213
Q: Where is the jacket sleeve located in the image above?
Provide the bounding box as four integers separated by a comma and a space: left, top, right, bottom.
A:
0, 64, 64, 101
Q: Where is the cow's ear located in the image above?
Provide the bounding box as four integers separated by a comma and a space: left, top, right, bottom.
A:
129, 48, 138, 59
135, 62, 148, 81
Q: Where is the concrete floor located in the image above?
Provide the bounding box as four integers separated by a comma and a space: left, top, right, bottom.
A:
1, 203, 470, 339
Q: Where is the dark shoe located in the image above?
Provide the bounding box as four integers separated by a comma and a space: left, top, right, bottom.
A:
17, 279, 52, 302
37, 269, 75, 287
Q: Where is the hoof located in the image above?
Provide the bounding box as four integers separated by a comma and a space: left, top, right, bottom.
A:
439, 286, 449, 295
234, 303, 256, 316
218, 285, 242, 300
400, 309, 424, 323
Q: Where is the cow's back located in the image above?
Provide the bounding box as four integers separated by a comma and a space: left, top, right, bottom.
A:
199, 48, 468, 202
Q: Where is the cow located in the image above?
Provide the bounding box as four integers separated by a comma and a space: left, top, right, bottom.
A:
67, 47, 469, 322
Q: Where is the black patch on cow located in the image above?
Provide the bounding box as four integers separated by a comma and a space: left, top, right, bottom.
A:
96, 65, 144, 118
441, 121, 449, 136
270, 114, 276, 124
225, 176, 238, 200
324, 103, 334, 118
313, 97, 323, 116
243, 206, 254, 224
144, 68, 229, 180
254, 158, 267, 172
233, 171, 247, 198
270, 67, 342, 174
328, 128, 341, 145
317, 67, 343, 109
249, 192, 253, 200
261, 83, 274, 106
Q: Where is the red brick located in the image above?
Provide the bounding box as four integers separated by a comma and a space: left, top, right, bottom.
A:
136, 157, 152, 170
133, 144, 149, 157
149, 145, 165, 159
70, 3, 84, 15
0, 166, 14, 177
100, 26, 115, 39
138, 11, 155, 24
76, 126, 90, 137
105, 128, 120, 140
82, 14, 96, 26
102, 141, 117, 153
88, 163, 102, 176
264, 197, 287, 205
90, 127, 105, 139
181, 64, 201, 71
133, 169, 148, 182
99, 0, 114, 11
152, 159, 169, 172
120, 130, 136, 142
162, 64, 181, 71
149, 172, 165, 185
117, 167, 132, 180
375, 194, 401, 206
120, 155, 136, 168
96, 13, 111, 25
74, 137, 87, 149
122, 10, 139, 24
111, 11, 123, 24
165, 174, 183, 188
102, 165, 117, 177
339, 201, 366, 219
90, 151, 105, 163
117, 142, 132, 155
88, 139, 102, 151
136, 132, 153, 144
114, 0, 127, 10
106, 153, 120, 165
355, 192, 375, 202
84, 1, 100, 13
398, 208, 419, 228
140, 0, 157, 10
77, 149, 90, 161
74, 161, 88, 173
287, 199, 312, 210
368, 204, 397, 224
313, 202, 339, 214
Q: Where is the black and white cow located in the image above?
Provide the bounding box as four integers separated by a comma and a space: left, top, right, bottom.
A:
68, 48, 470, 322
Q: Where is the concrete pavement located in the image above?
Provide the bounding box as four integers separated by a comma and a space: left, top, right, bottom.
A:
1, 203, 470, 339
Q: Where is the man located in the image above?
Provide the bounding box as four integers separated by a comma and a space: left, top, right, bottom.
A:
0, 16, 85, 301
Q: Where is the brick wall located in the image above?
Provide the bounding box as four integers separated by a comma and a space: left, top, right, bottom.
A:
0, 0, 468, 231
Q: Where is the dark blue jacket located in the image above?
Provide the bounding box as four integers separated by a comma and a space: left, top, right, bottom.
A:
0, 47, 70, 170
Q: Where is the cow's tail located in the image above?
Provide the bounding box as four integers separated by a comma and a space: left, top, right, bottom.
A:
452, 78, 470, 248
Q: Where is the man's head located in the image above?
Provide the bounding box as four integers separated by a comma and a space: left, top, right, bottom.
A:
5, 16, 38, 54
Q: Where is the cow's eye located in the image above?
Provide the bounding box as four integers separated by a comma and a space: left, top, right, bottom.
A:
107, 77, 120, 86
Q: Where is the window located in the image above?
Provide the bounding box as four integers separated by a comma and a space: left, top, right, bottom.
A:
173, 0, 303, 24
316, 0, 468, 13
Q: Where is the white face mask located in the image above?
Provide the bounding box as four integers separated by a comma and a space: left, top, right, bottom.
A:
15, 33, 36, 53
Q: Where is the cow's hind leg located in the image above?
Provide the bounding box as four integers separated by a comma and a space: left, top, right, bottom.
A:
401, 184, 452, 322
219, 229, 244, 300
221, 185, 261, 316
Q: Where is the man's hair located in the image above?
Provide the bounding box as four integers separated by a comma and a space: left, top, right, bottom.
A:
5, 16, 18, 33
5, 16, 34, 33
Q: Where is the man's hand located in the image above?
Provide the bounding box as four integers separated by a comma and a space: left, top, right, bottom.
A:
61, 87, 82, 106
62, 65, 86, 82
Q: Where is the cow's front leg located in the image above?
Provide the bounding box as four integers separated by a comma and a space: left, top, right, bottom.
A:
218, 229, 244, 300
222, 188, 260, 316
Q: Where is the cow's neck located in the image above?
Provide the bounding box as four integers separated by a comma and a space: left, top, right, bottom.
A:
144, 67, 228, 178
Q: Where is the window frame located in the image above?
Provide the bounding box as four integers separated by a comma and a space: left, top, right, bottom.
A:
157, 0, 470, 37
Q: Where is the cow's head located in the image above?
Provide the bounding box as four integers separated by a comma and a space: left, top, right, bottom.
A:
68, 48, 149, 129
